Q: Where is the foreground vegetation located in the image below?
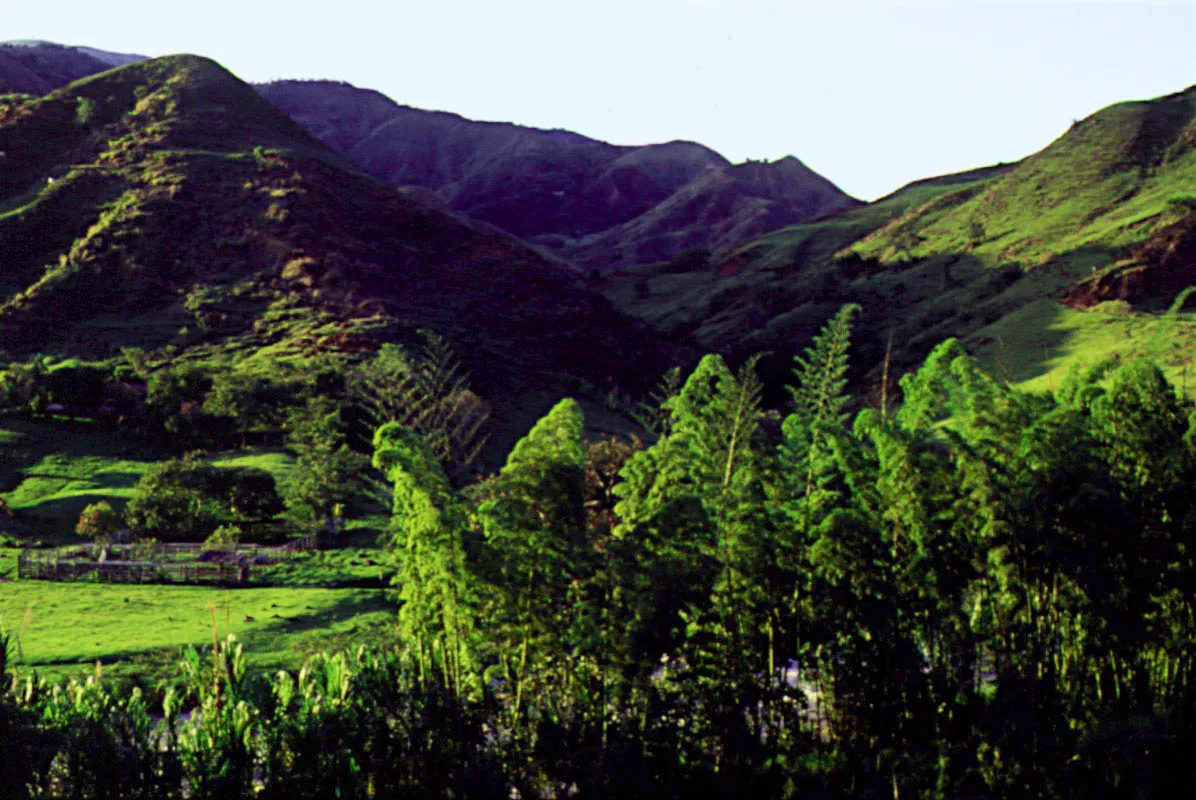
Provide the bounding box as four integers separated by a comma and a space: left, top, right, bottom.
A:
3, 307, 1194, 798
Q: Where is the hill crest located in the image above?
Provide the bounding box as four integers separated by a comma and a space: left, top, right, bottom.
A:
256, 78, 857, 270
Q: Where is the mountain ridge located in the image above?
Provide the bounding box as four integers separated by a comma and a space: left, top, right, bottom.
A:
5, 41, 1195, 418
255, 78, 859, 270
2, 43, 862, 275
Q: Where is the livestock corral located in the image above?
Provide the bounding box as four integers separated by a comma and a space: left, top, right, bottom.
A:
16, 535, 317, 585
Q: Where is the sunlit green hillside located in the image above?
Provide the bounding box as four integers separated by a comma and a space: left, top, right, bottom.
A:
605, 85, 1196, 396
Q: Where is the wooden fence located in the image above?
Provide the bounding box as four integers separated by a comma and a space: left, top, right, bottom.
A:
16, 557, 252, 585
17, 533, 319, 586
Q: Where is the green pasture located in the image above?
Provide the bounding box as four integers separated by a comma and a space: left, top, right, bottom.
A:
0, 578, 392, 683
0, 418, 397, 684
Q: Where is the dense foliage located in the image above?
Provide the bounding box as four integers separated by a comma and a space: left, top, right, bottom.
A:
3, 309, 1195, 797
281, 396, 368, 536
124, 456, 283, 540
74, 501, 122, 543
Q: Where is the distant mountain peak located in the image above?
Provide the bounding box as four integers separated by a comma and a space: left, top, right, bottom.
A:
256, 80, 856, 269
0, 40, 147, 95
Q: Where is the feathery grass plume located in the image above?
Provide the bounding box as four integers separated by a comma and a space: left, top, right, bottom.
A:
19, 604, 32, 661
350, 329, 490, 477
631, 365, 682, 437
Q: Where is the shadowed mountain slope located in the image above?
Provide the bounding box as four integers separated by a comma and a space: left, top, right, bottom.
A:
563, 155, 860, 271
0, 41, 145, 95
256, 79, 859, 270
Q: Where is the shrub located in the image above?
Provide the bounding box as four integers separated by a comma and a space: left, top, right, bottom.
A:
44, 363, 109, 410
128, 537, 160, 561
665, 246, 711, 273
125, 455, 283, 541
1167, 194, 1196, 212
223, 467, 285, 521
1092, 299, 1133, 315
75, 501, 122, 543
993, 263, 1024, 291
146, 363, 220, 447
203, 524, 242, 550
74, 96, 96, 128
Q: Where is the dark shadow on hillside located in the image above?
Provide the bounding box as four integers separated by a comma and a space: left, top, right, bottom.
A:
14, 467, 145, 505
240, 591, 394, 660
966, 304, 1079, 386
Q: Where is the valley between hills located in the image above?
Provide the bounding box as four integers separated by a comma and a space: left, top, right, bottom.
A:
0, 39, 1194, 798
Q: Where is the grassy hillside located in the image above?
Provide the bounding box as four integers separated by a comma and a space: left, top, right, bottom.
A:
844, 84, 1196, 387
607, 85, 1196, 396
851, 86, 1196, 270
0, 55, 677, 456
601, 163, 1014, 387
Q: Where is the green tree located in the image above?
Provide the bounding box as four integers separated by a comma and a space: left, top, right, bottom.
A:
146, 363, 218, 446
75, 501, 122, 543
612, 353, 781, 775
475, 398, 590, 727
283, 397, 368, 536
777, 303, 860, 536
374, 423, 479, 697
125, 456, 282, 540
612, 356, 728, 666
224, 468, 285, 522
43, 363, 108, 411
203, 370, 291, 448
204, 524, 242, 550
0, 358, 48, 416
350, 331, 489, 477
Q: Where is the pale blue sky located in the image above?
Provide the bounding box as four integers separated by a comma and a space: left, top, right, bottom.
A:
7, 1, 1194, 199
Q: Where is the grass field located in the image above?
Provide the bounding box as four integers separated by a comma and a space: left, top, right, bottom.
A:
0, 417, 398, 685
0, 578, 393, 684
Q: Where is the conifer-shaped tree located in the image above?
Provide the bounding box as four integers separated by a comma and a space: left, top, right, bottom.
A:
769, 305, 865, 705
476, 398, 590, 727
776, 303, 860, 544
353, 331, 490, 478
374, 423, 478, 697
613, 354, 780, 770
612, 354, 764, 667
